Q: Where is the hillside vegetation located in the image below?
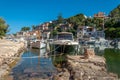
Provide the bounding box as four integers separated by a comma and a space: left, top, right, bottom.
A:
0, 18, 9, 38
49, 4, 120, 39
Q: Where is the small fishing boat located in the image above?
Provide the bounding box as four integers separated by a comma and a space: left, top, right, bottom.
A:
30, 39, 46, 49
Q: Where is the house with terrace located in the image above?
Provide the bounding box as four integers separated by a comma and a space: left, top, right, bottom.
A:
77, 26, 105, 43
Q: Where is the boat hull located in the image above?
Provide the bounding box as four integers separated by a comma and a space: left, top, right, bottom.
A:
50, 44, 78, 54
30, 41, 46, 49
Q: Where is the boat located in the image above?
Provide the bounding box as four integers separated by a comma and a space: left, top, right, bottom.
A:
86, 37, 96, 44
79, 36, 95, 44
30, 39, 46, 49
110, 38, 120, 46
109, 38, 120, 49
39, 48, 47, 57
95, 37, 108, 45
51, 32, 79, 54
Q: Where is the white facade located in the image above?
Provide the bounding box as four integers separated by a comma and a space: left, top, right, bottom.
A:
77, 26, 96, 39
77, 26, 105, 39
42, 32, 50, 39
94, 31, 105, 38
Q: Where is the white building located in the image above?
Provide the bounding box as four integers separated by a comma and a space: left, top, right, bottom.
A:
94, 31, 105, 38
77, 26, 105, 39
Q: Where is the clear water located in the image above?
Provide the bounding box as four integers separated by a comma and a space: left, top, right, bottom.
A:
10, 48, 57, 80
10, 44, 120, 79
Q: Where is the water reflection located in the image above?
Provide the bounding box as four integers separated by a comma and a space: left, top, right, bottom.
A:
104, 48, 120, 77
11, 48, 57, 80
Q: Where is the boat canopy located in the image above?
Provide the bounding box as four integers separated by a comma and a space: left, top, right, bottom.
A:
57, 32, 73, 40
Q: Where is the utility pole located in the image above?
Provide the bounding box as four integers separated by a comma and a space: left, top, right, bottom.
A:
102, 12, 106, 31
103, 18, 105, 31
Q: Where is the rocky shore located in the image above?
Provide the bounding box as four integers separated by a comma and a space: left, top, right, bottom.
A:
53, 49, 118, 80
0, 39, 25, 79
0, 39, 118, 80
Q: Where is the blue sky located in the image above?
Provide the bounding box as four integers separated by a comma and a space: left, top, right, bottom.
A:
0, 0, 120, 34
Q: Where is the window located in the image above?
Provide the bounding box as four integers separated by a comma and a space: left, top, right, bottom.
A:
58, 34, 73, 40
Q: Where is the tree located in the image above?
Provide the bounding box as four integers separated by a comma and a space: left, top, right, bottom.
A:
56, 27, 62, 32
67, 13, 86, 32
32, 25, 36, 30
48, 23, 56, 30
68, 13, 86, 26
105, 4, 120, 39
92, 18, 103, 30
105, 27, 116, 39
67, 28, 76, 38
57, 13, 64, 24
109, 4, 120, 18
50, 30, 58, 38
21, 26, 30, 31
0, 18, 9, 38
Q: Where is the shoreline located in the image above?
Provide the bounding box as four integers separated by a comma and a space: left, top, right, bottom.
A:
0, 39, 26, 79
0, 40, 119, 80
53, 49, 118, 80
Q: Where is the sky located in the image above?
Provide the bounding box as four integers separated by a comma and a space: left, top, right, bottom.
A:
0, 0, 120, 34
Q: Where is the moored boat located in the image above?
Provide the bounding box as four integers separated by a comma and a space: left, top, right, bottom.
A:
30, 39, 46, 49
51, 32, 79, 54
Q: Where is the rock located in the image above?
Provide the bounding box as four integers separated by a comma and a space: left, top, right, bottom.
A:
66, 55, 118, 80
0, 58, 3, 66
84, 48, 95, 59
4, 76, 13, 80
53, 68, 70, 80
0, 39, 25, 79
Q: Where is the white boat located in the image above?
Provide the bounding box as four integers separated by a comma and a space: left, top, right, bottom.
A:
30, 39, 46, 49
79, 36, 96, 44
51, 32, 79, 54
40, 39, 46, 49
39, 48, 46, 57
110, 38, 120, 49
95, 37, 108, 45
118, 42, 120, 49
86, 37, 96, 44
